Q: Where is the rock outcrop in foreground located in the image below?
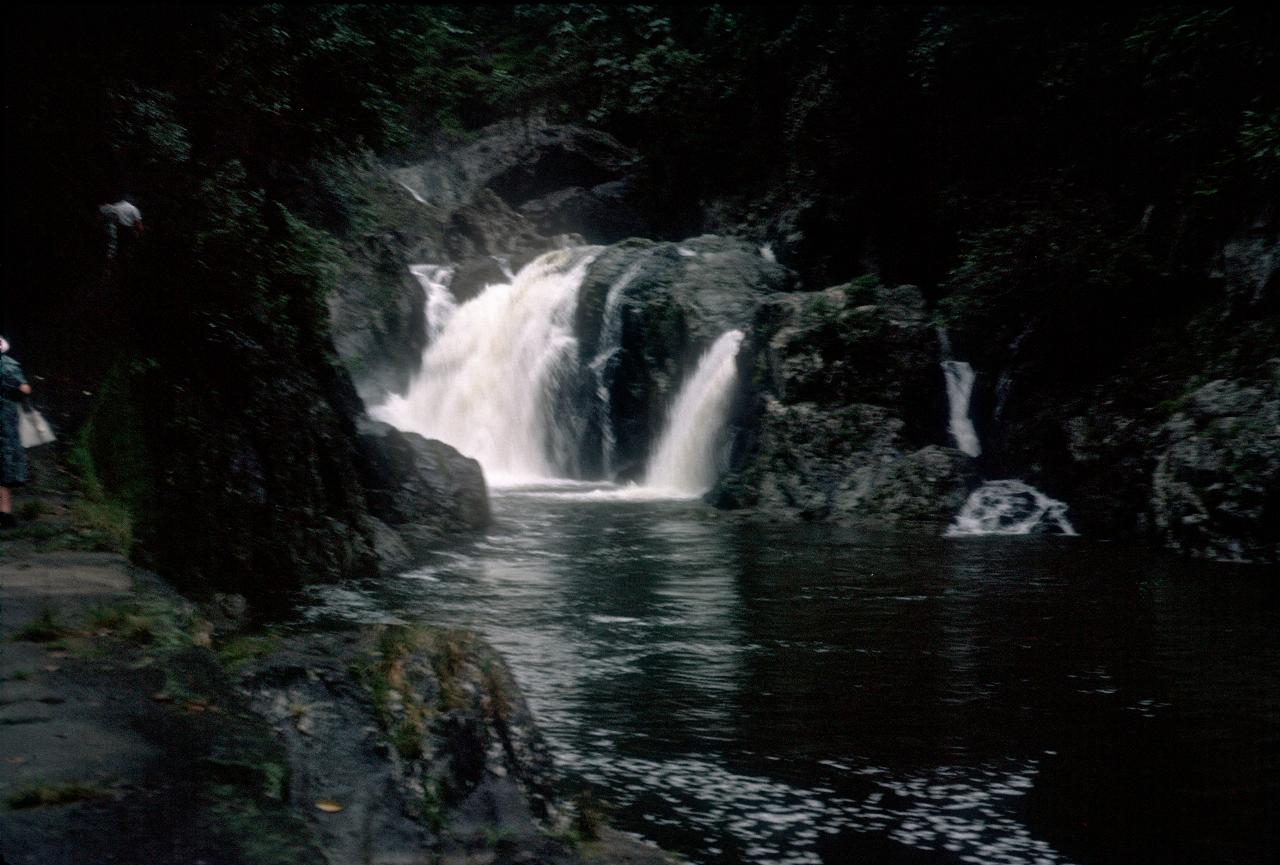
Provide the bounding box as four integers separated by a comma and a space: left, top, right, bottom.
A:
0, 548, 674, 865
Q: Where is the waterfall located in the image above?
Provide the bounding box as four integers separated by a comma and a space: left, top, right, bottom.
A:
942, 360, 982, 458
372, 247, 600, 484
493, 255, 516, 281
375, 247, 745, 497
409, 264, 457, 341
645, 330, 745, 496
397, 180, 428, 204
946, 480, 1077, 536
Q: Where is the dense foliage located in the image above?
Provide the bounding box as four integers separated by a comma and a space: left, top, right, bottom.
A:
458, 8, 1278, 286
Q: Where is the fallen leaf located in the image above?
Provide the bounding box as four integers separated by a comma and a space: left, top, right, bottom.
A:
314, 800, 344, 813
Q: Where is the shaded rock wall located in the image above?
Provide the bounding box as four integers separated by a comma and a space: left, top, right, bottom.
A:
946, 218, 1280, 563
333, 122, 640, 409
1152, 371, 1280, 563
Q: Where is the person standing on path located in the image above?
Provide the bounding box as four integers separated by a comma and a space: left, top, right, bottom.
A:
0, 336, 33, 528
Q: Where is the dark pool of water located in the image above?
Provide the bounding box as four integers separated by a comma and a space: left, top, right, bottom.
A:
304, 486, 1280, 865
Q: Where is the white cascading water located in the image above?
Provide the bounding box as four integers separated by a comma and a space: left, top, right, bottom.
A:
936, 335, 1078, 536
645, 330, 745, 496
947, 480, 1077, 536
397, 180, 428, 204
372, 247, 600, 484
942, 360, 982, 458
409, 264, 457, 341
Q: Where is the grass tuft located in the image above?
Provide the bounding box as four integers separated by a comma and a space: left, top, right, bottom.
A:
12, 609, 73, 643
6, 781, 106, 809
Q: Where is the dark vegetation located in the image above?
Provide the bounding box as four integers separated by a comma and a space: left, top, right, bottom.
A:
4, 7, 1277, 589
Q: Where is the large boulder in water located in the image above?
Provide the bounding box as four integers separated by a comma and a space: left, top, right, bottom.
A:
712, 280, 969, 526
1151, 369, 1280, 564
354, 418, 490, 543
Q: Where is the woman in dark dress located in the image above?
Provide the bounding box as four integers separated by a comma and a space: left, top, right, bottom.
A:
0, 336, 33, 528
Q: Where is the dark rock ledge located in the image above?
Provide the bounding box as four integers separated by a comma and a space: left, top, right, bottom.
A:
0, 552, 676, 865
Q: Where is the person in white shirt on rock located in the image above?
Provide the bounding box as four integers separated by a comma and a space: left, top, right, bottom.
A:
99, 198, 144, 267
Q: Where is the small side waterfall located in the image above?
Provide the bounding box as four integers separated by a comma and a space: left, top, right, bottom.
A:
947, 480, 1077, 536
942, 360, 982, 458
936, 329, 1077, 536
409, 264, 457, 341
397, 180, 428, 204
645, 330, 745, 496
493, 255, 516, 281
372, 248, 600, 484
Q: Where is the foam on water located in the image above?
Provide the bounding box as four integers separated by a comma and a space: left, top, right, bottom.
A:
947, 480, 1078, 536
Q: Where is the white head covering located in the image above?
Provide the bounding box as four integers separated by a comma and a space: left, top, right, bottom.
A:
0, 336, 9, 354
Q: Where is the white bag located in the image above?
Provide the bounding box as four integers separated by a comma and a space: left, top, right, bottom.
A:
18, 405, 56, 448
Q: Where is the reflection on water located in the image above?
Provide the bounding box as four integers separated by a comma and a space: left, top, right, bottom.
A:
304, 488, 1280, 865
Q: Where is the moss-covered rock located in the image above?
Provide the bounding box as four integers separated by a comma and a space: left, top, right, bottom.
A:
237, 623, 583, 864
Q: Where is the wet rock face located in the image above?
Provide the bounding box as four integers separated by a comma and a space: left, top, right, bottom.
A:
712, 282, 970, 526
520, 177, 651, 244
1152, 369, 1280, 564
